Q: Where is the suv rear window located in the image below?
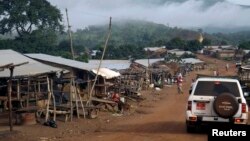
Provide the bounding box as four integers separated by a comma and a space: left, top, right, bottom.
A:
193, 81, 240, 97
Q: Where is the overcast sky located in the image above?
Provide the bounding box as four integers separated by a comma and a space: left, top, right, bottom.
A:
48, 0, 250, 31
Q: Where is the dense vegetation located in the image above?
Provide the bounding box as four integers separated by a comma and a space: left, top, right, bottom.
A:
62, 22, 250, 60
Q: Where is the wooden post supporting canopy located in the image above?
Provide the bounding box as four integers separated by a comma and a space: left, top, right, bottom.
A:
8, 67, 14, 131
0, 61, 28, 131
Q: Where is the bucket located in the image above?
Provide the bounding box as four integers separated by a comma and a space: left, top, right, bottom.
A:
21, 113, 36, 125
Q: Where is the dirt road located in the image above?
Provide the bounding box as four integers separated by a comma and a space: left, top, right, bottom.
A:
0, 55, 244, 141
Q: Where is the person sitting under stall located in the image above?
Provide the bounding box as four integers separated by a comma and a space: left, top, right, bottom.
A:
111, 91, 124, 114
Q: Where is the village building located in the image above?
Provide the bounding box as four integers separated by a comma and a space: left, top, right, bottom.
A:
181, 58, 206, 72
143, 46, 167, 58
0, 49, 63, 130
167, 49, 193, 58
203, 45, 237, 60
26, 53, 122, 119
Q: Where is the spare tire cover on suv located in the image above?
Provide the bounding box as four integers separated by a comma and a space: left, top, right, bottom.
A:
213, 92, 239, 118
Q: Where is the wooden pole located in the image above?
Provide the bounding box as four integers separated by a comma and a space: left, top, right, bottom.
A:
70, 77, 73, 121
8, 67, 14, 131
45, 76, 52, 122
17, 80, 23, 108
104, 78, 107, 96
147, 49, 150, 84
38, 81, 41, 95
17, 80, 20, 100
65, 8, 75, 60
26, 78, 30, 107
4, 62, 28, 131
87, 17, 112, 105
87, 73, 90, 99
34, 81, 38, 105
76, 86, 86, 119
50, 79, 56, 121
73, 79, 80, 118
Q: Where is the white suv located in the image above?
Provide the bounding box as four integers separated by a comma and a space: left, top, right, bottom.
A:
186, 77, 248, 132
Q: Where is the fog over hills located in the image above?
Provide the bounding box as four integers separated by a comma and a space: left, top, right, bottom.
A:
49, 0, 250, 33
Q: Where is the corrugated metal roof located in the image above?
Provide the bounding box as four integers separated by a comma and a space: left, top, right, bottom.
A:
26, 54, 131, 71
0, 50, 62, 78
143, 46, 166, 51
88, 60, 131, 70
243, 50, 250, 54
168, 50, 193, 57
26, 53, 99, 71
135, 58, 165, 67
204, 45, 236, 49
181, 58, 204, 64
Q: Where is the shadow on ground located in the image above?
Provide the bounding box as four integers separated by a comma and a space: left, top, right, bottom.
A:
104, 121, 208, 135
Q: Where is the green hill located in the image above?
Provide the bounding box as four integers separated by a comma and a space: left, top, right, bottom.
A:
69, 20, 203, 49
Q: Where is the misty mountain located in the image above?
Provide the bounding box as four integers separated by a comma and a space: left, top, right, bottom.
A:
49, 0, 250, 33
133, 0, 250, 33
202, 26, 250, 34
66, 19, 250, 51
133, 0, 225, 6
212, 30, 250, 45
68, 20, 215, 49
133, 0, 243, 7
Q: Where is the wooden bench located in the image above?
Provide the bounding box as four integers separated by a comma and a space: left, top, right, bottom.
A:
48, 105, 71, 122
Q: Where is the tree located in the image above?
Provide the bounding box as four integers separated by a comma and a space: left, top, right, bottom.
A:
76, 54, 89, 63
220, 40, 228, 45
165, 53, 180, 62
238, 41, 250, 49
186, 40, 202, 52
202, 38, 212, 46
0, 0, 63, 38
180, 52, 196, 59
166, 37, 186, 49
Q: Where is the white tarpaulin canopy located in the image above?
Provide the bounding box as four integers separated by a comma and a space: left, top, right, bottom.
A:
91, 68, 120, 79
241, 65, 250, 70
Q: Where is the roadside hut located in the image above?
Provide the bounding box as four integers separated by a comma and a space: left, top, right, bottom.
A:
0, 49, 62, 130
26, 54, 121, 118
122, 58, 171, 90
181, 58, 205, 73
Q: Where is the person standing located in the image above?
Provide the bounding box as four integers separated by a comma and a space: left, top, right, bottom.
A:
168, 73, 173, 85
213, 70, 217, 76
177, 73, 183, 94
226, 63, 229, 71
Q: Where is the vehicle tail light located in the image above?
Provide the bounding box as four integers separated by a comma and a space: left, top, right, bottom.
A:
187, 101, 192, 110
189, 116, 197, 121
234, 118, 243, 123
242, 103, 247, 113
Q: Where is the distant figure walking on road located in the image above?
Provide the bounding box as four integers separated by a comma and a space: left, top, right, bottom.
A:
177, 73, 183, 94
226, 63, 229, 71
213, 70, 217, 76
